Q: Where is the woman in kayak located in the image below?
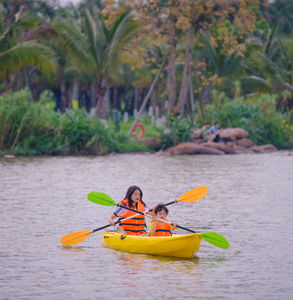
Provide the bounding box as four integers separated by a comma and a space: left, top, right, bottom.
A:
150, 203, 177, 237
108, 186, 152, 235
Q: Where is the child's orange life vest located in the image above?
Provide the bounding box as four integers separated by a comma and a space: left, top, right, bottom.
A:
151, 219, 172, 236
118, 199, 146, 236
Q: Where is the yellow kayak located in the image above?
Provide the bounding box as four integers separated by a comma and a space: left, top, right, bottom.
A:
102, 231, 202, 258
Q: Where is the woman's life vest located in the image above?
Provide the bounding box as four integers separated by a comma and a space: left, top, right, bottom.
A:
151, 219, 172, 236
118, 199, 147, 236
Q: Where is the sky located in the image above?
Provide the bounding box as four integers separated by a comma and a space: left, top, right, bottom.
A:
57, 0, 81, 6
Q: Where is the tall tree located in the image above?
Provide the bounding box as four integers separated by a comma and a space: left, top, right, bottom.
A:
53, 6, 140, 119
0, 2, 56, 93
174, 0, 260, 116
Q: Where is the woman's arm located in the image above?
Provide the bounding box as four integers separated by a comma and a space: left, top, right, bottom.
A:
108, 213, 117, 226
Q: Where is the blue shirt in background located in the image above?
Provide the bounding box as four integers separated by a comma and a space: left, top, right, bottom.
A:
210, 125, 218, 134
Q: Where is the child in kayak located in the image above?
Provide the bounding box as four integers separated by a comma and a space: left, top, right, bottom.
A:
108, 186, 153, 236
150, 203, 178, 237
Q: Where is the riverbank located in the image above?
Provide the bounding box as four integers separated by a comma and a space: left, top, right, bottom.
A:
1, 90, 293, 156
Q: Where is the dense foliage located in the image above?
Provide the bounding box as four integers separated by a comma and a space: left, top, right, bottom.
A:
155, 117, 193, 150
201, 95, 293, 148
0, 89, 147, 155
1, 0, 293, 154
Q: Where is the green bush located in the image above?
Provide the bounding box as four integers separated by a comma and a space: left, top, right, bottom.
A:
155, 117, 193, 150
109, 132, 148, 153
0, 89, 60, 153
0, 89, 148, 155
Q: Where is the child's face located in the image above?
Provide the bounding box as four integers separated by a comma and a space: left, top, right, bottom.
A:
131, 189, 141, 203
156, 209, 167, 220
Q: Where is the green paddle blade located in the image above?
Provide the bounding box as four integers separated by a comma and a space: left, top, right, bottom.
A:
200, 232, 229, 249
87, 192, 117, 206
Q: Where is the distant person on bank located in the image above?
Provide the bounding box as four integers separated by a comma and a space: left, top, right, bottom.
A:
201, 122, 213, 140
208, 122, 223, 143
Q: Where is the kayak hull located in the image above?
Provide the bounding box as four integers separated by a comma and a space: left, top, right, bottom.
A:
102, 231, 202, 258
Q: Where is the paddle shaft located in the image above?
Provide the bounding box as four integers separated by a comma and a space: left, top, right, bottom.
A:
119, 204, 198, 233
163, 200, 176, 207
140, 186, 207, 211
146, 201, 175, 213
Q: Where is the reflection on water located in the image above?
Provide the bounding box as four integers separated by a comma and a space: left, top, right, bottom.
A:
1, 152, 293, 299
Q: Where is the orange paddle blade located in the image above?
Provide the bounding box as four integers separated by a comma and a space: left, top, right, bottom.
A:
60, 230, 93, 246
176, 186, 208, 203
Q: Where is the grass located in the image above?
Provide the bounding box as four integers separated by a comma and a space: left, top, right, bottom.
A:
107, 116, 164, 139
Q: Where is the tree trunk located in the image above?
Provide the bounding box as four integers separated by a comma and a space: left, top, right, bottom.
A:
66, 83, 72, 110
167, 13, 177, 117
128, 56, 167, 136
113, 87, 118, 110
5, 75, 11, 94
16, 70, 23, 91
202, 84, 211, 105
149, 89, 156, 123
60, 77, 66, 112
124, 85, 129, 109
177, 24, 195, 117
134, 88, 139, 117
95, 77, 108, 119
189, 71, 195, 125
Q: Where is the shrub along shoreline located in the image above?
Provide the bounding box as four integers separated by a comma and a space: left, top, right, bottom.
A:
1, 90, 292, 157
0, 89, 148, 156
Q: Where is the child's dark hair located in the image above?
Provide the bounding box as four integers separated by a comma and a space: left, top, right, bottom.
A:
124, 186, 146, 208
154, 203, 169, 215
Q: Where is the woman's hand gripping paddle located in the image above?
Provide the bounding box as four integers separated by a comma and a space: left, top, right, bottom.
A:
87, 192, 229, 250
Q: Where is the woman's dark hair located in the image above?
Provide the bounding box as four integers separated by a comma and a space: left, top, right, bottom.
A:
154, 203, 169, 215
205, 122, 211, 126
124, 186, 146, 208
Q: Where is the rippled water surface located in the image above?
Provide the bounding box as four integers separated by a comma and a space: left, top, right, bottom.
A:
1, 152, 293, 299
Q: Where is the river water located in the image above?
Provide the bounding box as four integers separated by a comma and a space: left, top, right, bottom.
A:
1, 152, 293, 300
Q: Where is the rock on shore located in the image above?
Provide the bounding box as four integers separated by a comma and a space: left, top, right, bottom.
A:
142, 127, 278, 155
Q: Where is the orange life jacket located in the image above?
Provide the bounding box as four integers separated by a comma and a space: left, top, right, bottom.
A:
118, 199, 146, 236
151, 219, 172, 236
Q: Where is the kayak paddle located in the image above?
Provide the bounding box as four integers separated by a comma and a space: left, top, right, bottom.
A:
87, 192, 229, 249
164, 186, 208, 206
87, 186, 208, 210
60, 213, 142, 246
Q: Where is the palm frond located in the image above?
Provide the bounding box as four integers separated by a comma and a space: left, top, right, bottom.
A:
52, 18, 96, 73
106, 10, 141, 70
0, 41, 56, 78
263, 24, 277, 56
237, 76, 271, 94
252, 51, 285, 83
81, 8, 101, 69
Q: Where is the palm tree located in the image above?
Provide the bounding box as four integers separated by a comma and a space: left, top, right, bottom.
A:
0, 3, 56, 93
239, 23, 293, 96
235, 0, 293, 97
192, 30, 246, 100
52, 6, 140, 119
